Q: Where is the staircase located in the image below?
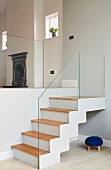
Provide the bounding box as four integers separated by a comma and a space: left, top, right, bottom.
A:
11, 96, 105, 169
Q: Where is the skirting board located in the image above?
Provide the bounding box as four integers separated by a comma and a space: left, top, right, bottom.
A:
77, 135, 111, 148
1, 136, 111, 162
0, 150, 13, 161
69, 137, 77, 142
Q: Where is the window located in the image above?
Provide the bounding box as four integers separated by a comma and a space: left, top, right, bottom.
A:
45, 12, 58, 39
2, 31, 7, 51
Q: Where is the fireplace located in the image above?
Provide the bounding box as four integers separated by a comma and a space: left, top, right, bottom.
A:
9, 52, 28, 87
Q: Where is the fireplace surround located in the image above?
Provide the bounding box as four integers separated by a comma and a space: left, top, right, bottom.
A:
9, 52, 28, 87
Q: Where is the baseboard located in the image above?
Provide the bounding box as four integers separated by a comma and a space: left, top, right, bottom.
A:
69, 137, 77, 142
77, 135, 87, 142
0, 150, 13, 161
77, 135, 111, 148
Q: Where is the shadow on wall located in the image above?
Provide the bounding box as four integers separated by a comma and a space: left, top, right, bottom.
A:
79, 110, 105, 137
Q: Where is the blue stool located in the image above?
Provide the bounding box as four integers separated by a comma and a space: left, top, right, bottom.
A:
85, 136, 103, 151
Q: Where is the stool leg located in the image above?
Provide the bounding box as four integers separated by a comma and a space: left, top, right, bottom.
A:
98, 146, 100, 151
87, 146, 91, 151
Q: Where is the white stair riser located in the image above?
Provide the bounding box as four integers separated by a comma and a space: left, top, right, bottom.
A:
22, 135, 50, 151
50, 137, 69, 153
41, 110, 69, 122
39, 152, 60, 169
32, 122, 60, 136
49, 99, 78, 110
60, 123, 78, 139
13, 149, 38, 167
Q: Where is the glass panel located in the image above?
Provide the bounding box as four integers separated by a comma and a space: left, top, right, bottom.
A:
50, 16, 58, 29
79, 52, 105, 97
38, 53, 80, 168
38, 51, 105, 168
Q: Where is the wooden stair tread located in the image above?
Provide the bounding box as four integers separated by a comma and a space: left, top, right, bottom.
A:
40, 107, 76, 113
49, 96, 79, 100
31, 119, 68, 126
21, 131, 59, 141
11, 144, 48, 157
49, 96, 99, 100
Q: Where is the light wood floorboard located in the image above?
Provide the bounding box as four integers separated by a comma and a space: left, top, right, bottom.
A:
1, 141, 111, 170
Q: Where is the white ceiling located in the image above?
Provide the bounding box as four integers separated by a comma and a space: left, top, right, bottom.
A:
0, 0, 18, 14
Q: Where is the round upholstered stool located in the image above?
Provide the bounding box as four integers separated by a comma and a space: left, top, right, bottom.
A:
85, 136, 103, 151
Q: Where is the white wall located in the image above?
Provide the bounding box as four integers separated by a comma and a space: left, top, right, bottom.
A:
63, 0, 111, 140
0, 0, 63, 88
79, 53, 105, 97
7, 0, 34, 39
34, 0, 43, 41
0, 89, 42, 153
0, 32, 7, 88
4, 0, 44, 87
0, 11, 7, 54
5, 0, 45, 88
44, 38, 63, 87
40, 0, 63, 87
0, 51, 7, 87
34, 40, 44, 87
0, 11, 7, 86
34, 0, 44, 87
6, 36, 35, 87
0, 11, 6, 34
41, 0, 63, 40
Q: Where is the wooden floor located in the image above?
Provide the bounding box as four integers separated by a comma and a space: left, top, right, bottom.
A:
1, 141, 111, 170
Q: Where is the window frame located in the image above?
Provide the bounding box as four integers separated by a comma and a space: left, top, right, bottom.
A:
2, 31, 7, 51
45, 12, 58, 39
